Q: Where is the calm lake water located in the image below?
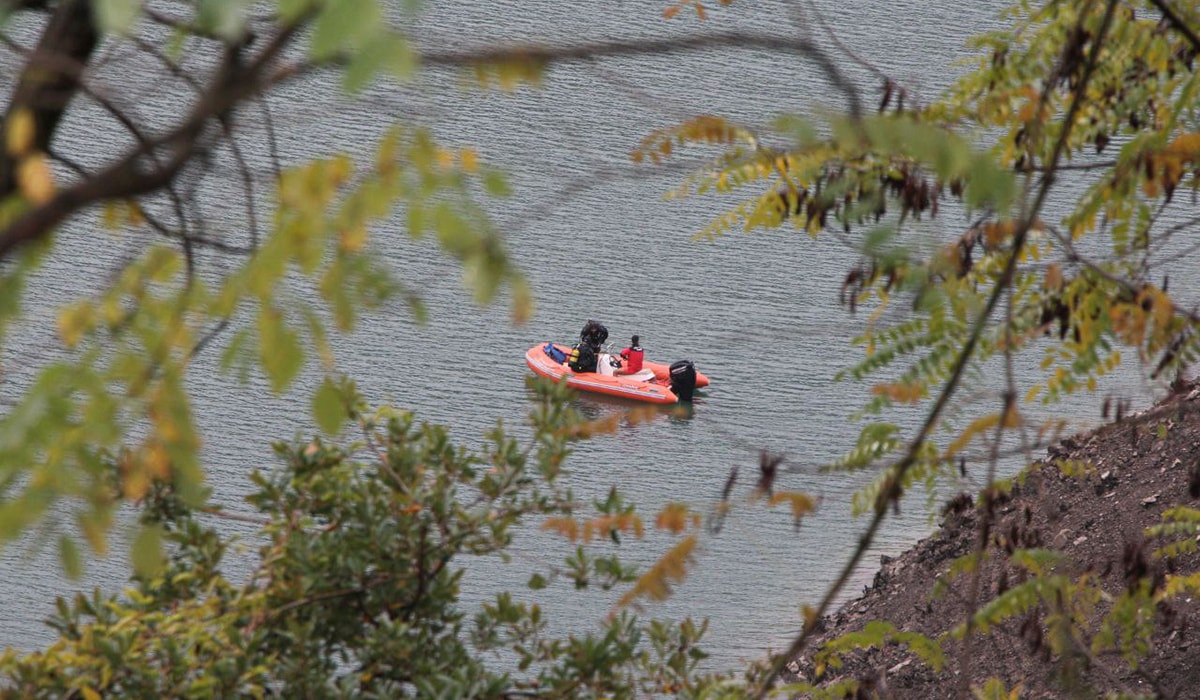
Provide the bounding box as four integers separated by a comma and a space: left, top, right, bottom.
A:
0, 0, 1174, 670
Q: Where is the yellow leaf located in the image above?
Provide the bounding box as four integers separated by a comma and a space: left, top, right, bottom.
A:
580, 513, 643, 542
18, 152, 55, 204
768, 491, 817, 528
542, 517, 579, 541
655, 503, 692, 534
56, 303, 94, 348
80, 512, 109, 556
983, 220, 1014, 247
946, 413, 1000, 458
6, 108, 34, 156
616, 534, 697, 609
459, 148, 478, 173
102, 202, 120, 230
802, 604, 819, 627
80, 687, 101, 700
1165, 132, 1200, 160
328, 155, 352, 184
1002, 403, 1021, 428
871, 381, 924, 403
123, 465, 150, 500
340, 224, 367, 253
144, 442, 172, 480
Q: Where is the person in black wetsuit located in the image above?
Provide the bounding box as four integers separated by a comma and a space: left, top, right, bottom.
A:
568, 320, 607, 372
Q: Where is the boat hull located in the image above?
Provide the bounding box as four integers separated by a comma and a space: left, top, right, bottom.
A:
525, 343, 709, 404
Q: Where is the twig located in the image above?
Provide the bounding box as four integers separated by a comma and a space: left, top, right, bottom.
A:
1148, 0, 1200, 54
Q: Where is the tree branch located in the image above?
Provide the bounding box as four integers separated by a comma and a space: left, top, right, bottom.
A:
0, 0, 97, 197
419, 32, 862, 119
1148, 0, 1200, 54
0, 23, 301, 260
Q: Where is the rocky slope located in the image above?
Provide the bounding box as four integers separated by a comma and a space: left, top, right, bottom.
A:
783, 384, 1200, 699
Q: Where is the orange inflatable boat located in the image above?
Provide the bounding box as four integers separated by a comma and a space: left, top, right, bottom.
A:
525, 343, 709, 404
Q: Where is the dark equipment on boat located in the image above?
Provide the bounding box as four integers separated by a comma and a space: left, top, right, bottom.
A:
669, 359, 697, 402
568, 343, 598, 373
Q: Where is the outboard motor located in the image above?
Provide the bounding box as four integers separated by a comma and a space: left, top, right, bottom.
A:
668, 360, 698, 402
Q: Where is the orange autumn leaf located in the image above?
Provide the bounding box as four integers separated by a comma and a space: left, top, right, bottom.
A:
655, 503, 696, 534
871, 381, 925, 404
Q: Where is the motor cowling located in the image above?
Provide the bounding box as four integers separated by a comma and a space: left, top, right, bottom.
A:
668, 360, 697, 402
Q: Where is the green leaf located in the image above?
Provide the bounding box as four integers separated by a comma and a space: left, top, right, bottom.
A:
343, 33, 416, 92
196, 0, 249, 40
311, 0, 382, 61
482, 169, 511, 197
92, 0, 142, 34
219, 328, 252, 378
275, 0, 313, 23
312, 377, 346, 435
963, 154, 1015, 213
59, 535, 82, 579
257, 307, 304, 393
131, 525, 165, 577
772, 113, 817, 145
434, 204, 472, 254
528, 573, 548, 590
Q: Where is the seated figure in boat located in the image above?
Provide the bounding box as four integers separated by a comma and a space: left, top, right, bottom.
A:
616, 335, 644, 375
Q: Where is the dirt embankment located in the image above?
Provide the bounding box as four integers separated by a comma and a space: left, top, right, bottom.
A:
784, 384, 1200, 699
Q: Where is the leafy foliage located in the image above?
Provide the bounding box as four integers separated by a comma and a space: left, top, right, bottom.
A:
813, 621, 945, 677
0, 123, 527, 569
0, 380, 736, 697
641, 0, 1200, 510
630, 1, 1200, 695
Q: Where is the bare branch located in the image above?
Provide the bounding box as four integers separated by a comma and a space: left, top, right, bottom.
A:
795, 0, 919, 111
256, 95, 282, 189
419, 32, 865, 118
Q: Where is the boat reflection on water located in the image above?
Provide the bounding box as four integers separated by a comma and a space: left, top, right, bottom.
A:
570, 392, 699, 425
524, 381, 700, 426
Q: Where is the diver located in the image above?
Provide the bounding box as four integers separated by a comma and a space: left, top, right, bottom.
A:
567, 320, 607, 373
579, 319, 608, 352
